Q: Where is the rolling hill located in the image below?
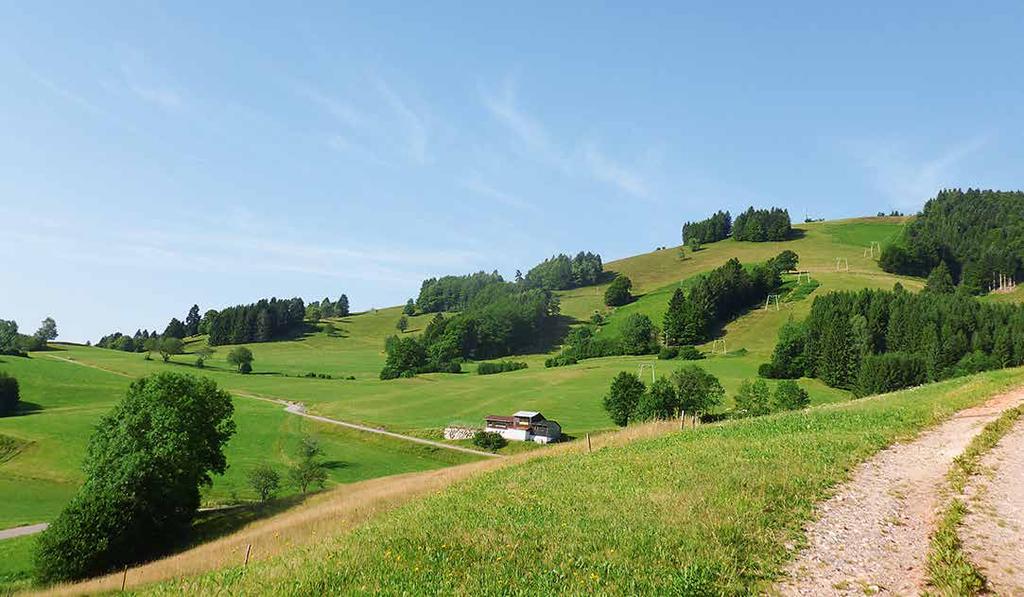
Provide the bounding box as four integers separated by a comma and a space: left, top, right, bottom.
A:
2, 214, 995, 593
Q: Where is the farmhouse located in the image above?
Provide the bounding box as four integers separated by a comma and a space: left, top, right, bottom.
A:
484, 411, 562, 444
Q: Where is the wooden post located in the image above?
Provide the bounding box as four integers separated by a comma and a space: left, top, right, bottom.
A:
120, 566, 128, 591
680, 410, 685, 430
244, 543, 252, 566
586, 433, 592, 453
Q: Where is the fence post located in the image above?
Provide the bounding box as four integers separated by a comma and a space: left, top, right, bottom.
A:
586, 433, 592, 453
680, 410, 685, 430
244, 543, 252, 566
121, 566, 128, 591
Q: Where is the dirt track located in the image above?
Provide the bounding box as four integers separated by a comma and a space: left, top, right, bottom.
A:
777, 387, 1024, 596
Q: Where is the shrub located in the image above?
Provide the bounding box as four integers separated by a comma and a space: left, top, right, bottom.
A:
603, 275, 633, 307
0, 372, 19, 416
677, 345, 704, 360
477, 361, 528, 375
247, 463, 280, 502
620, 313, 659, 355
856, 352, 927, 397
772, 380, 810, 411
472, 431, 507, 451
239, 361, 253, 374
544, 355, 578, 368
733, 379, 771, 418
658, 346, 679, 360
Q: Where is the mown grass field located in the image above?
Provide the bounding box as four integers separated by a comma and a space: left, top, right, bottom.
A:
145, 367, 1024, 595
0, 354, 477, 529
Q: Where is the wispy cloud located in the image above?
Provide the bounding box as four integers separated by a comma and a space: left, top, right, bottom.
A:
481, 74, 565, 169
584, 145, 650, 199
120, 53, 184, 111
25, 70, 107, 117
852, 134, 992, 209
296, 84, 367, 130
481, 73, 654, 199
459, 175, 539, 213
374, 77, 430, 164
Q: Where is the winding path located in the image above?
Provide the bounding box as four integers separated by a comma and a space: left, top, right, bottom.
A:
41, 354, 501, 459
777, 387, 1024, 596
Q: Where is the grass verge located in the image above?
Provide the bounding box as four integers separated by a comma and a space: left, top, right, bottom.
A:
926, 404, 1024, 595
132, 368, 1024, 595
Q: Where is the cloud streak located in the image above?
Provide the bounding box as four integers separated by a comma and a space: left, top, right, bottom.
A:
853, 134, 992, 209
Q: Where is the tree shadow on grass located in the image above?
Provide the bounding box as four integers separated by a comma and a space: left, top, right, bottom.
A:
188, 494, 312, 546
321, 460, 348, 470
13, 401, 44, 416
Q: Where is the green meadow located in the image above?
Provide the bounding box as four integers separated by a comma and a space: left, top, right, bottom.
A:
0, 216, 929, 591
0, 354, 476, 530
149, 367, 1024, 595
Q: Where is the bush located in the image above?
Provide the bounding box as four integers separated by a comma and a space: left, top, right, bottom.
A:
239, 361, 252, 374
677, 345, 704, 360
0, 372, 19, 416
856, 352, 928, 397
620, 313, 659, 355
477, 361, 528, 375
658, 346, 679, 360
247, 463, 280, 502
604, 275, 633, 307
472, 431, 507, 451
544, 355, 578, 368
733, 379, 771, 418
772, 380, 810, 411
227, 346, 254, 372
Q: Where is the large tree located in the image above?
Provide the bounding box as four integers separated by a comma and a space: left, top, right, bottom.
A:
337, 294, 350, 317
670, 365, 724, 417
163, 318, 187, 339
0, 319, 19, 354
602, 371, 646, 426
33, 373, 235, 583
185, 305, 201, 336
0, 372, 19, 416
34, 317, 58, 343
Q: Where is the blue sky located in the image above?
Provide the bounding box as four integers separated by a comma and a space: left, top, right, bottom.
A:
2, 1, 1023, 342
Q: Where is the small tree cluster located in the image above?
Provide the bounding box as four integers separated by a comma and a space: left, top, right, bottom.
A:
732, 206, 791, 242
733, 379, 809, 417
523, 252, 603, 290
682, 210, 732, 245
602, 366, 724, 426
227, 346, 254, 373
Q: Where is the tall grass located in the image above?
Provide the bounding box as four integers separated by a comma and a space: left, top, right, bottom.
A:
135, 368, 1024, 595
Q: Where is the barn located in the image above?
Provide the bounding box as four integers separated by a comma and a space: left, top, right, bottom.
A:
483, 410, 562, 444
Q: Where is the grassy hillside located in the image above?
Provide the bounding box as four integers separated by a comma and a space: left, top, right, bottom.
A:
140, 367, 1024, 595
0, 354, 477, 529
44, 218, 916, 441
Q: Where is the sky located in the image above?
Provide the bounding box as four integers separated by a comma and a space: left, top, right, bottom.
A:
2, 1, 1023, 342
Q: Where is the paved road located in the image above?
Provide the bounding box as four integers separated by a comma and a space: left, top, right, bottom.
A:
0, 523, 48, 540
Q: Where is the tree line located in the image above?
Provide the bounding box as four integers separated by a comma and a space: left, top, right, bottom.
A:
760, 284, 1024, 396
382, 284, 559, 379
602, 366, 809, 426
522, 252, 603, 290
732, 206, 792, 242
880, 189, 1024, 294
682, 210, 731, 245
546, 252, 797, 367
0, 317, 58, 355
